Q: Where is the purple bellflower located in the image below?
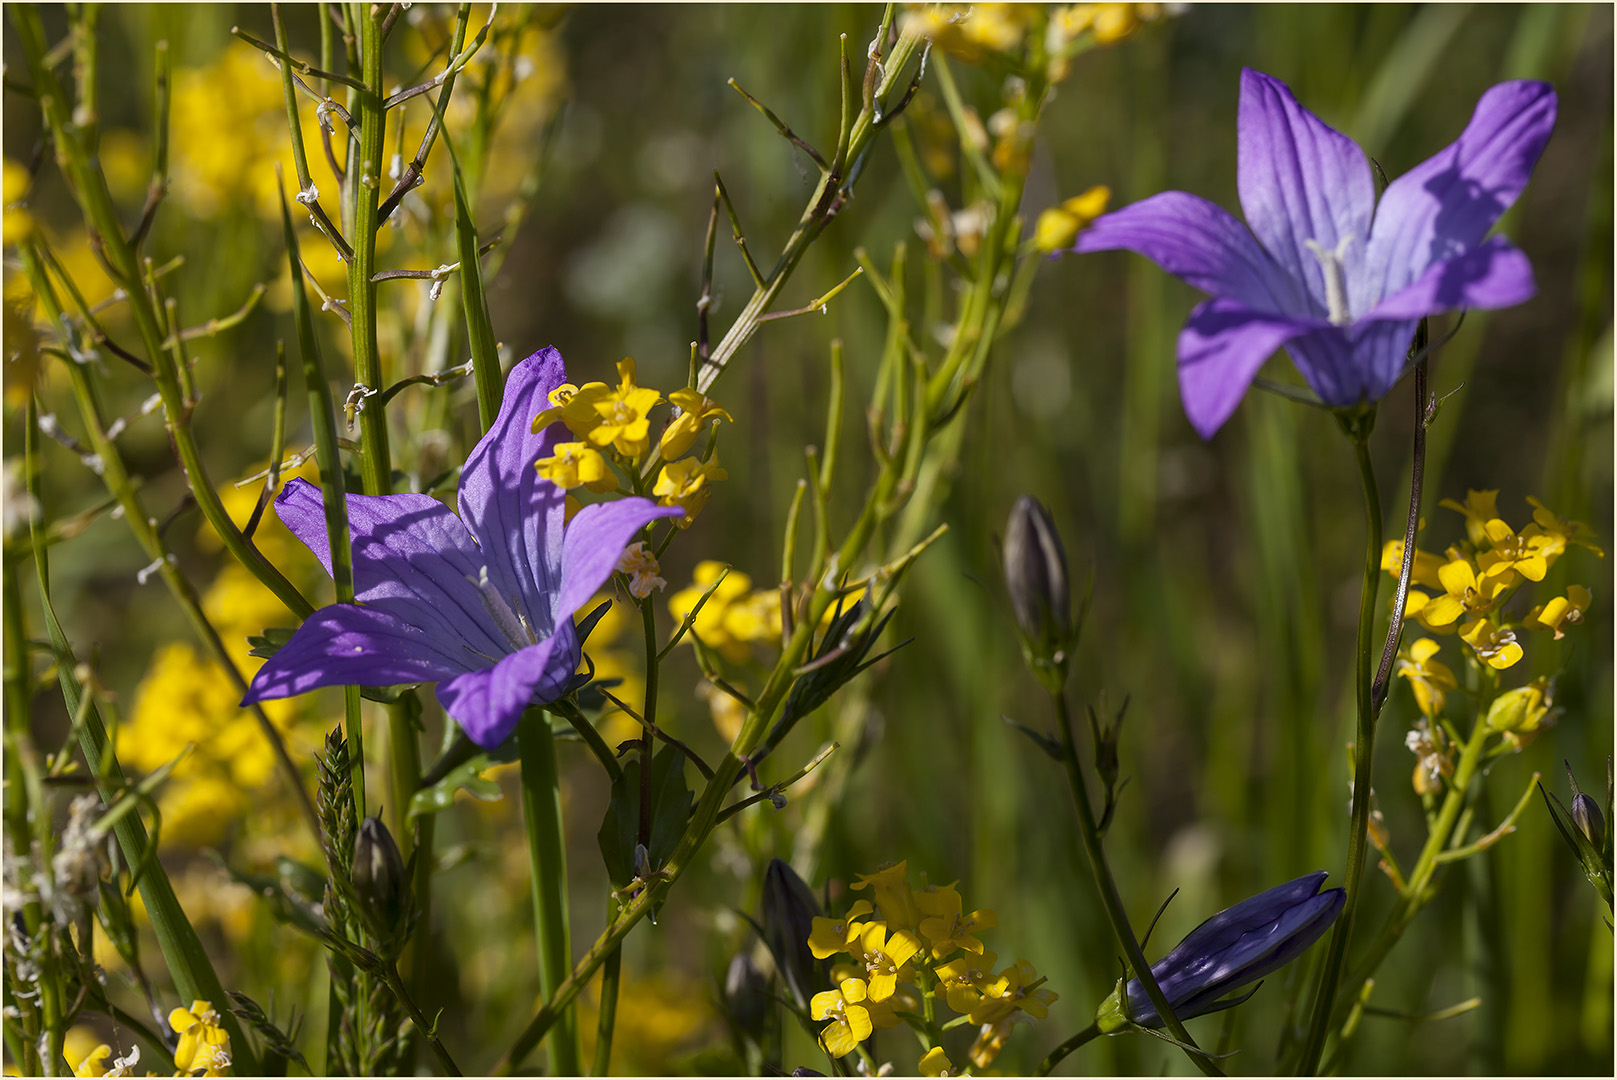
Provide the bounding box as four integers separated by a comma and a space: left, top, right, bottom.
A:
1070, 68, 1557, 437
1095, 871, 1345, 1031
242, 348, 682, 749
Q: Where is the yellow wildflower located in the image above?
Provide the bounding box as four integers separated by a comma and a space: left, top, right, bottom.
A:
585, 359, 662, 460
63, 1028, 102, 1073
934, 950, 999, 1013
849, 862, 922, 932
851, 921, 923, 1001
653, 454, 727, 524
614, 541, 666, 599
1415, 555, 1512, 629
1381, 538, 1446, 591
1439, 489, 1502, 546
71, 1043, 139, 1077
917, 883, 998, 956
1395, 638, 1456, 718
1524, 495, 1605, 558
1476, 518, 1551, 582
1034, 186, 1111, 252
1524, 584, 1592, 639
532, 381, 611, 438
169, 1000, 231, 1075
919, 1046, 956, 1077
812, 977, 875, 1057
1460, 617, 1523, 671
535, 441, 617, 493
969, 958, 1058, 1025
809, 900, 874, 959
660, 388, 732, 459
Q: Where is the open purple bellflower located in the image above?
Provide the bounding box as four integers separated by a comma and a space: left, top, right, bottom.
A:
1070, 68, 1557, 437
242, 347, 682, 748
1096, 870, 1345, 1030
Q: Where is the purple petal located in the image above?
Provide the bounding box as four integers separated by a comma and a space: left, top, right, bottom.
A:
276, 478, 512, 659
554, 498, 686, 623
1236, 69, 1375, 317
242, 605, 469, 704
1071, 191, 1302, 313
1284, 319, 1419, 408
1364, 236, 1536, 321
1365, 80, 1556, 301
457, 347, 571, 638
435, 624, 577, 748
1177, 298, 1320, 438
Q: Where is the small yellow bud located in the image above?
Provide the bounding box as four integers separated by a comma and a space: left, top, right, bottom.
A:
1034, 186, 1111, 252
1484, 678, 1552, 736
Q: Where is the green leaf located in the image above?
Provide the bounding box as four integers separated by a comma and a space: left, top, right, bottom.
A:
247, 627, 297, 660
596, 745, 693, 889
408, 741, 519, 822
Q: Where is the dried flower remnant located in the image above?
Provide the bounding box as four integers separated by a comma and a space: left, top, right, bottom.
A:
1069, 70, 1556, 436
243, 349, 682, 748
615, 542, 666, 599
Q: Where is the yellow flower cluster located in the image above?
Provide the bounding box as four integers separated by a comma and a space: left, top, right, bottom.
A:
905, 3, 1166, 71
532, 360, 731, 526
807, 861, 1054, 1070
667, 562, 782, 665
1034, 186, 1110, 252
1385, 491, 1600, 672
123, 470, 322, 849
169, 1000, 231, 1076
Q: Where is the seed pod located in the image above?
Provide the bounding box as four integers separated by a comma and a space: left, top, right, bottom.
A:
351, 817, 408, 942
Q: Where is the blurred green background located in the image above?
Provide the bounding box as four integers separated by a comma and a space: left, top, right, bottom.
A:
6, 3, 1611, 1074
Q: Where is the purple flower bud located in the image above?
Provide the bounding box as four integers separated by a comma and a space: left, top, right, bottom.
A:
761, 859, 820, 1010
352, 817, 409, 942
723, 953, 771, 1039
1004, 496, 1072, 663
1097, 872, 1345, 1031
1572, 792, 1605, 851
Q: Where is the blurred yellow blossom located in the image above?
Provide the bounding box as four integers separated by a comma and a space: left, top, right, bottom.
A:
668, 562, 783, 663
1381, 538, 1446, 591
1524, 495, 1604, 558
1033, 186, 1110, 252
919, 1046, 956, 1076
1439, 489, 1502, 547
3, 158, 34, 244
1395, 638, 1456, 718
695, 679, 747, 743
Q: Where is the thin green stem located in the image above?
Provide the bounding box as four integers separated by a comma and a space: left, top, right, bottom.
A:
638, 595, 660, 848
381, 962, 462, 1075
517, 708, 581, 1076
1038, 1021, 1102, 1075
592, 900, 622, 1077
349, 6, 392, 497
1297, 415, 1382, 1075
1052, 692, 1222, 1076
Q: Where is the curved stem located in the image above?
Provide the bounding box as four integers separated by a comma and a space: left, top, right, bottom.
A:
1038, 1021, 1101, 1075
1051, 692, 1222, 1076
1296, 415, 1382, 1074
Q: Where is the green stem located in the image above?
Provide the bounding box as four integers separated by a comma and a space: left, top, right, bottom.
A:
349, 5, 392, 497
1052, 692, 1222, 1076
591, 902, 622, 1077
382, 962, 462, 1075
1297, 414, 1382, 1075
1038, 1021, 1102, 1075
517, 709, 581, 1076
638, 596, 659, 847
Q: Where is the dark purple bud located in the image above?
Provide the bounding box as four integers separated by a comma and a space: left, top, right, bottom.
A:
723, 953, 771, 1039
352, 817, 408, 941
1004, 496, 1072, 664
761, 859, 820, 1010
1572, 792, 1604, 851
1097, 872, 1345, 1031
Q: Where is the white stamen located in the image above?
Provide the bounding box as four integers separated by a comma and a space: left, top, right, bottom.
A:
1303, 235, 1355, 326
467, 566, 536, 650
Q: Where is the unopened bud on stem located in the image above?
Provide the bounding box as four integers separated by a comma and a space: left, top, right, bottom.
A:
1004, 495, 1073, 687
1572, 792, 1605, 851
352, 817, 409, 943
